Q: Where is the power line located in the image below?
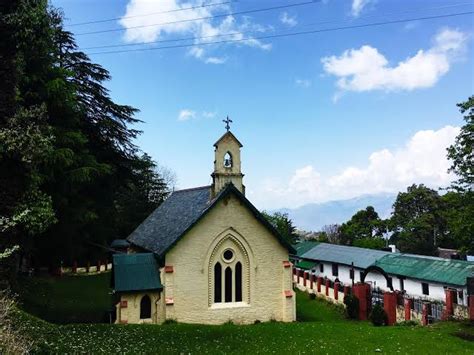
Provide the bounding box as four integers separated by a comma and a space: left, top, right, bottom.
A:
81, 2, 474, 51
86, 11, 474, 55
66, 1, 234, 27
75, 1, 319, 36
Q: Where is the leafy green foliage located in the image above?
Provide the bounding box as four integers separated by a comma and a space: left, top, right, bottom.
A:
447, 96, 473, 192
339, 206, 386, 249
389, 184, 445, 256
343, 294, 359, 319
261, 211, 298, 245
440, 191, 474, 254
369, 304, 388, 326
1, 1, 173, 269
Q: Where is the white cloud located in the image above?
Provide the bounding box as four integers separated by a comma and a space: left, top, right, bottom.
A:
279, 12, 297, 27
295, 78, 312, 88
351, 0, 373, 17
178, 109, 196, 121
205, 56, 227, 64
119, 0, 271, 63
178, 109, 217, 121
250, 125, 460, 209
322, 28, 467, 94
202, 111, 217, 118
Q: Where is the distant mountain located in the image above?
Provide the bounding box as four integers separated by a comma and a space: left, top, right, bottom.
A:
276, 193, 397, 232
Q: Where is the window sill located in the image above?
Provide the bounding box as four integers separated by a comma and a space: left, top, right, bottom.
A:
210, 302, 250, 310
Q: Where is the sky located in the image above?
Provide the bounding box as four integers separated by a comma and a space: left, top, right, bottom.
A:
53, 0, 474, 209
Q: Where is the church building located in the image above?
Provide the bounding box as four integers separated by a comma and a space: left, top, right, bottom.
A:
112, 127, 296, 324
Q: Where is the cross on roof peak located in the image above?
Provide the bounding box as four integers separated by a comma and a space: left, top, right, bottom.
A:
223, 116, 233, 132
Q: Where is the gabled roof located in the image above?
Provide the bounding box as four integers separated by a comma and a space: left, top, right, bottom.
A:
127, 186, 212, 256
214, 131, 243, 148
112, 253, 162, 292
301, 243, 390, 269
291, 241, 319, 257
373, 253, 474, 286
127, 183, 295, 256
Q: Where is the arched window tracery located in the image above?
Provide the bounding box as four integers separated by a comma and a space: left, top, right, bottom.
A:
209, 235, 250, 305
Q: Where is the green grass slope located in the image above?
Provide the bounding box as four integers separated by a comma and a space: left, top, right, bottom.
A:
10, 285, 474, 354
15, 272, 113, 323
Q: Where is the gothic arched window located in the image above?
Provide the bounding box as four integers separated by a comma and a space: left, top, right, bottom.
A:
210, 237, 250, 305
223, 152, 232, 168
235, 262, 242, 302
214, 262, 222, 303
225, 267, 232, 302
140, 295, 151, 319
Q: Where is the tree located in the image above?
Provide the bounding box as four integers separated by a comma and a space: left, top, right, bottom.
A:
447, 96, 473, 192
320, 224, 342, 244
1, 1, 173, 269
440, 191, 474, 254
261, 211, 298, 245
339, 206, 386, 248
389, 184, 445, 256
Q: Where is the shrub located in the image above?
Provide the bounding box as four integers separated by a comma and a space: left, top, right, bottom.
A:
0, 291, 34, 353
396, 320, 419, 327
163, 319, 177, 325
309, 293, 316, 300
343, 294, 359, 319
369, 304, 388, 326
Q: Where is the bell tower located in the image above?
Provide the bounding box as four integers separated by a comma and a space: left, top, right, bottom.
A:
211, 117, 245, 197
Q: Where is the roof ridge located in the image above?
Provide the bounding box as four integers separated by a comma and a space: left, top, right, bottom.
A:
173, 185, 211, 193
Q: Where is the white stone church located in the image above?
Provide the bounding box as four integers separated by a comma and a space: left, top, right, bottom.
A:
112, 128, 296, 324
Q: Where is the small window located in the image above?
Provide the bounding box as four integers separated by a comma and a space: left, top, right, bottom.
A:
400, 278, 405, 291
235, 262, 242, 302
422, 282, 429, 295
349, 269, 354, 280
140, 295, 151, 319
458, 290, 464, 300
332, 263, 338, 277
225, 267, 233, 302
223, 249, 234, 262
387, 277, 392, 289
223, 152, 232, 168
359, 271, 364, 282
214, 262, 222, 303
319, 263, 324, 273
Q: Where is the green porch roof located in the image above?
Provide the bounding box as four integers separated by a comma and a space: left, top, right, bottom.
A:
113, 253, 163, 292
295, 260, 317, 270
374, 253, 474, 287
291, 241, 319, 257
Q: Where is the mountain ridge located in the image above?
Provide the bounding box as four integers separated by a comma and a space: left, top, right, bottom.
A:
274, 193, 397, 231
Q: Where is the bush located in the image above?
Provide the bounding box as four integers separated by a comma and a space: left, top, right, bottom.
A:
343, 294, 359, 320
369, 304, 388, 326
309, 293, 316, 300
0, 291, 34, 353
396, 320, 419, 327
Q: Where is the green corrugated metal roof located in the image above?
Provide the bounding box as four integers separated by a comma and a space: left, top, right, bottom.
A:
301, 243, 390, 268
295, 260, 317, 270
292, 241, 319, 257
113, 253, 163, 292
374, 253, 474, 286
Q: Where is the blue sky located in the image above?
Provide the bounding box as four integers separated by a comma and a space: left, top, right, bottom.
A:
53, 0, 474, 209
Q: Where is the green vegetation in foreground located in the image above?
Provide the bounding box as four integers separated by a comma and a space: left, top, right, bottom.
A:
15, 272, 112, 323
10, 287, 474, 354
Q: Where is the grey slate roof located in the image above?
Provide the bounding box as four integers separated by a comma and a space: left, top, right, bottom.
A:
301, 243, 391, 269
127, 186, 212, 256
127, 183, 295, 257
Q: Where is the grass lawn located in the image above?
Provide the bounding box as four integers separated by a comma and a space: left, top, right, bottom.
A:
14, 272, 113, 323
11, 277, 474, 354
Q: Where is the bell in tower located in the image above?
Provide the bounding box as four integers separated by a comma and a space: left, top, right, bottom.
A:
211, 117, 245, 197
